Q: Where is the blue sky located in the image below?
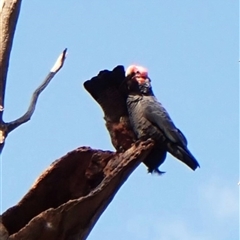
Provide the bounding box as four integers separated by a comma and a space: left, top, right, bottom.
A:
1, 1, 239, 240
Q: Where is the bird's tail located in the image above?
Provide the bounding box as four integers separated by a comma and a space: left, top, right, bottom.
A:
167, 144, 200, 170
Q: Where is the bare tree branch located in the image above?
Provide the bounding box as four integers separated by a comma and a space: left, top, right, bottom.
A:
0, 48, 67, 154
7, 48, 67, 132
0, 0, 22, 120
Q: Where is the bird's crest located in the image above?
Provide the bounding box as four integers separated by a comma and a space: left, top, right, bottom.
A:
126, 65, 148, 78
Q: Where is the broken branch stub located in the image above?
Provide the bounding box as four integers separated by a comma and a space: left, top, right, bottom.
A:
50, 48, 67, 73
84, 66, 136, 152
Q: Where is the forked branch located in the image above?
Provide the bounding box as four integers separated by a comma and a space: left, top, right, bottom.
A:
0, 1, 67, 154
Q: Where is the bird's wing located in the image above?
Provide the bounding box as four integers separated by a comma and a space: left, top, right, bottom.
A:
144, 103, 188, 146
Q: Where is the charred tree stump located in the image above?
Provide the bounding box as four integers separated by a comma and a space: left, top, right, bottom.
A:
2, 141, 154, 239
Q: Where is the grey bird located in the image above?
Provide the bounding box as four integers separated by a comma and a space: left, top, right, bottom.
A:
125, 65, 200, 174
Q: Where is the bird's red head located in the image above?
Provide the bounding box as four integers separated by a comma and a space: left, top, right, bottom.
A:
126, 65, 150, 85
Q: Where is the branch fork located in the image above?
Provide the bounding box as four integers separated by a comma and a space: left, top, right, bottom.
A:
0, 48, 67, 152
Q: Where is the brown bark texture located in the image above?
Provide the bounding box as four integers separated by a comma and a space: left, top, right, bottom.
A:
2, 141, 153, 240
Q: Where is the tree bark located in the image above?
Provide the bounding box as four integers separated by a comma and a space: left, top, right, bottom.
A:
2, 140, 154, 240
0, 0, 22, 119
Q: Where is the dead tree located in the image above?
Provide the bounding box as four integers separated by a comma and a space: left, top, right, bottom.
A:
0, 1, 154, 239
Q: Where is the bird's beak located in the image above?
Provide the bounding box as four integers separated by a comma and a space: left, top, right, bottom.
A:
135, 77, 151, 86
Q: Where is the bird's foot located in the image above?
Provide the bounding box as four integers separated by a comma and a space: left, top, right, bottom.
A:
148, 168, 165, 175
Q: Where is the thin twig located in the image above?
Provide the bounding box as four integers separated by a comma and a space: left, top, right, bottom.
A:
7, 48, 67, 132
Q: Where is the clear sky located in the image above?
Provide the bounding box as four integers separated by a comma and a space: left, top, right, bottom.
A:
1, 1, 239, 240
